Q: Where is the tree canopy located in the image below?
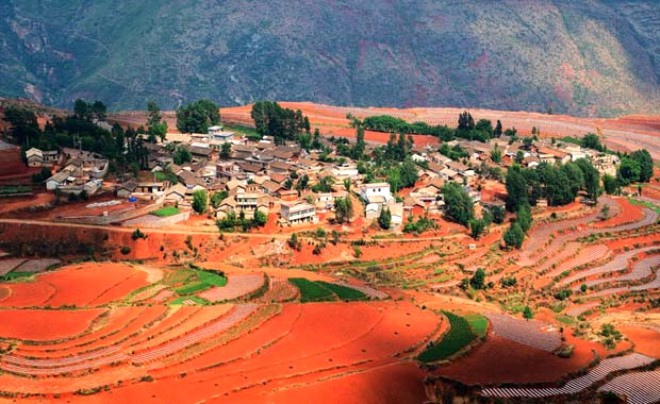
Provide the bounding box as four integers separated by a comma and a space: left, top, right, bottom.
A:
442, 182, 474, 226
176, 100, 220, 133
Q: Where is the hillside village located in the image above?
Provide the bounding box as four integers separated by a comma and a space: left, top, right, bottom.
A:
20, 108, 623, 237
0, 100, 658, 404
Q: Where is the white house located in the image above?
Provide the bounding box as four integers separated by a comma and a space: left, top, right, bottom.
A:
360, 183, 395, 219
46, 171, 73, 191
280, 202, 318, 225
208, 125, 235, 143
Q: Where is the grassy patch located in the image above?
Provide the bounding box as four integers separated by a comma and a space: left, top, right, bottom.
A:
151, 206, 181, 217
175, 281, 212, 296
315, 281, 368, 301
198, 270, 228, 287
173, 268, 228, 296
289, 278, 336, 303
555, 314, 577, 325
464, 314, 488, 337
418, 312, 477, 362
0, 272, 34, 282
170, 296, 210, 306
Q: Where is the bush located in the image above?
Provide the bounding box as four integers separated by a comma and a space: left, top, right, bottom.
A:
131, 228, 147, 240
554, 289, 573, 301
120, 246, 131, 255
500, 276, 517, 288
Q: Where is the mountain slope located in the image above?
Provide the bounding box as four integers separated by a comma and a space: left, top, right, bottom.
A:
0, 0, 658, 116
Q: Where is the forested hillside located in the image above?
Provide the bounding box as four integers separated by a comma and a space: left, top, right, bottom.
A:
0, 0, 658, 116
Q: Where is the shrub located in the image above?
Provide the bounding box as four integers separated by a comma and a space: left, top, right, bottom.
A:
120, 246, 131, 255
131, 228, 147, 240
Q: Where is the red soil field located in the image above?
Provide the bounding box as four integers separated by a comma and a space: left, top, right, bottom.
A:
15, 306, 149, 355
594, 198, 643, 228
620, 326, 660, 359
43, 301, 438, 403
606, 233, 660, 251
39, 263, 148, 307
234, 362, 429, 404
0, 281, 56, 307
435, 330, 609, 385
216, 102, 660, 159
0, 309, 104, 342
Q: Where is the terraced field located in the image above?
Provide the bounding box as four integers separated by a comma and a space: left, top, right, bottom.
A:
0, 263, 438, 401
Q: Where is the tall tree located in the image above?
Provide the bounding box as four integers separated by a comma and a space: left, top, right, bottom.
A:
442, 182, 475, 227
494, 120, 503, 137
176, 100, 220, 133
506, 167, 529, 212
2, 105, 41, 147
192, 190, 208, 214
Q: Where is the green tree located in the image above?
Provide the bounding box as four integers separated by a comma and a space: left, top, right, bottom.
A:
494, 120, 503, 137
210, 191, 228, 209
506, 167, 529, 212
503, 222, 525, 249
490, 146, 502, 163
378, 207, 392, 230
575, 158, 600, 202
192, 190, 208, 214
442, 182, 475, 226
253, 209, 267, 227
173, 147, 192, 165
353, 124, 365, 159
91, 100, 107, 121
220, 142, 232, 159
618, 157, 641, 185
469, 218, 487, 239
334, 196, 353, 224
523, 305, 534, 320
73, 99, 91, 120
603, 174, 618, 195
489, 205, 506, 224
146, 101, 167, 142
469, 268, 486, 290
516, 204, 532, 234
630, 149, 653, 183
176, 100, 220, 133
581, 133, 604, 151
2, 105, 41, 147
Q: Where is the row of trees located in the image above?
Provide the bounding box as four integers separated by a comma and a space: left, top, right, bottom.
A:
503, 204, 532, 249
506, 159, 601, 212
250, 101, 310, 144
361, 112, 509, 143
176, 99, 220, 134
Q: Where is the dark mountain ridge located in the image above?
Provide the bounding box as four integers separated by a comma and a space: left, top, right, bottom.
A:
0, 0, 658, 116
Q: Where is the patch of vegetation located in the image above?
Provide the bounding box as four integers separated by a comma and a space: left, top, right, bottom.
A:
315, 281, 368, 301
151, 206, 181, 217
131, 228, 147, 240
464, 314, 488, 337
288, 278, 336, 303
170, 296, 210, 306
175, 281, 212, 296
197, 270, 228, 287
628, 198, 660, 215
0, 272, 34, 282
418, 311, 477, 362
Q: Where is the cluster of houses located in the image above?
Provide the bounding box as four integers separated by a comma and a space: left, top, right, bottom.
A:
35, 124, 620, 229
31, 147, 108, 197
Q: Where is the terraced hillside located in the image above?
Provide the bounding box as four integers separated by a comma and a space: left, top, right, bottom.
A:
1, 1, 659, 116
